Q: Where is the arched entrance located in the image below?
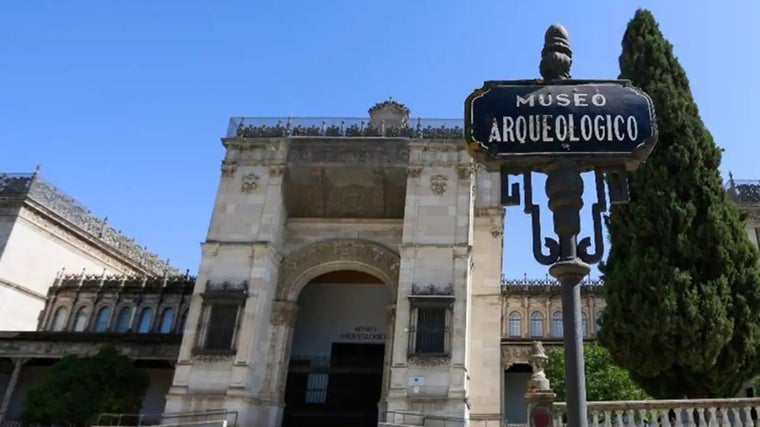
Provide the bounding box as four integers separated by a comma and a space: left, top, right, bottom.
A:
275, 239, 400, 427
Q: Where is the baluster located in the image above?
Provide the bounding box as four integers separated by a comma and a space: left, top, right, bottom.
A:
615, 410, 625, 427
722, 408, 731, 427
678, 407, 689, 427
708, 408, 718, 427
553, 409, 563, 427
603, 410, 612, 427
735, 407, 745, 427
697, 408, 707, 427
638, 409, 648, 427
742, 407, 753, 427
592, 411, 600, 427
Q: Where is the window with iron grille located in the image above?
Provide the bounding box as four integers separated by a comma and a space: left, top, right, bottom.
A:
194, 284, 247, 355
407, 298, 452, 356
204, 304, 239, 350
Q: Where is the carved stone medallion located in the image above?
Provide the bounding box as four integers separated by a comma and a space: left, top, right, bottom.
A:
241, 173, 260, 193
430, 174, 448, 196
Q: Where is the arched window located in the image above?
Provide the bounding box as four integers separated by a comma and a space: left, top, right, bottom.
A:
159, 307, 175, 333
137, 307, 154, 333
94, 306, 111, 332
581, 312, 588, 338
50, 306, 68, 331
73, 307, 90, 332
508, 311, 521, 337
530, 311, 544, 337
114, 306, 134, 332
177, 308, 189, 334
595, 311, 602, 333
551, 311, 563, 337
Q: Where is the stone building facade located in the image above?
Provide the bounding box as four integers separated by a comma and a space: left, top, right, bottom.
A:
0, 170, 178, 331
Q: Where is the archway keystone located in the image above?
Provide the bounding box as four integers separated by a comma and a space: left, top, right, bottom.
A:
277, 239, 400, 301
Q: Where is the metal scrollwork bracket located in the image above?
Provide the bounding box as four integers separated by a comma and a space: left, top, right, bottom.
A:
606, 168, 630, 204
578, 170, 608, 264
523, 172, 560, 265
500, 166, 521, 206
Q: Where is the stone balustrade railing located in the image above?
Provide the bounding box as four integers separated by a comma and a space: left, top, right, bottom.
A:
553, 398, 760, 427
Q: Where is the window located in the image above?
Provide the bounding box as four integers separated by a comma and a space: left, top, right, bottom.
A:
204, 305, 239, 350
94, 307, 111, 332
159, 307, 175, 333
137, 308, 154, 333
407, 297, 453, 357
177, 308, 189, 333
595, 311, 602, 333
50, 306, 68, 331
581, 312, 588, 338
508, 311, 522, 337
414, 307, 447, 354
114, 306, 134, 332
73, 307, 89, 332
530, 311, 544, 337
551, 311, 563, 337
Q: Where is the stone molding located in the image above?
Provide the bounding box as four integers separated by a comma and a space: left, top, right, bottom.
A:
191, 352, 236, 363
277, 239, 400, 301
270, 300, 299, 327
16, 207, 136, 275
286, 140, 410, 166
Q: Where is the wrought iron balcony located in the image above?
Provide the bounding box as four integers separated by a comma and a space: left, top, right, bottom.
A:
227, 117, 465, 140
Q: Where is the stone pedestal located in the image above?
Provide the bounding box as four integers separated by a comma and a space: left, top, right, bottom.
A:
525, 341, 555, 427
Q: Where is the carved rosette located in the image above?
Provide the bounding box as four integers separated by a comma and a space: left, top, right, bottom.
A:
408, 354, 451, 367
270, 300, 299, 327
430, 174, 448, 196
240, 173, 260, 193
277, 239, 400, 300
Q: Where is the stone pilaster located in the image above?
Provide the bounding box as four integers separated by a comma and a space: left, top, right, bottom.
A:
467, 169, 505, 423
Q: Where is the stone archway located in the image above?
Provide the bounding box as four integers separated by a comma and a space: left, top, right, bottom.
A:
277, 239, 400, 302
272, 239, 401, 426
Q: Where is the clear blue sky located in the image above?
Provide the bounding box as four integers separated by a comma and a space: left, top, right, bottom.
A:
1, 1, 757, 279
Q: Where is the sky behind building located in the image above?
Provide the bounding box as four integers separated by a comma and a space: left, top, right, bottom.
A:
1, 0, 757, 279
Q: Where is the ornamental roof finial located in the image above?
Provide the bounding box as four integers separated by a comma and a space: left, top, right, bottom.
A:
539, 24, 573, 81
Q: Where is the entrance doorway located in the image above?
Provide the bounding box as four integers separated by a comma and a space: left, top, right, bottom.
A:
282, 270, 390, 427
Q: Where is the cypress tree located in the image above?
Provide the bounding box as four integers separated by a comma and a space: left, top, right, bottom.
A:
598, 8, 760, 398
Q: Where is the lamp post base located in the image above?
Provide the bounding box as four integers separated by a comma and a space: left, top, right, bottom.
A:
550, 259, 590, 427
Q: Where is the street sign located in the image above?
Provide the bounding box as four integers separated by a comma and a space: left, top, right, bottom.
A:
465, 80, 657, 172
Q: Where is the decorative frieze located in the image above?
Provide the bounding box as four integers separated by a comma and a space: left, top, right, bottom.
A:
407, 166, 423, 178
277, 239, 400, 300
240, 173, 260, 193
286, 141, 410, 166
411, 283, 454, 296
407, 354, 452, 367
430, 174, 448, 196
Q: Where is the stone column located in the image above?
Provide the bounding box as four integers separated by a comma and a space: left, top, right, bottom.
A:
379, 304, 397, 415
525, 342, 555, 427
0, 358, 28, 423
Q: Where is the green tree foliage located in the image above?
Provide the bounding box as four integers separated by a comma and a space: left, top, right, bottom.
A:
545, 343, 648, 402
21, 345, 149, 426
599, 8, 760, 398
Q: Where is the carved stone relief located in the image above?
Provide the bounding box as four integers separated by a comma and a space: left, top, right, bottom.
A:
191, 353, 235, 363
277, 239, 400, 301
430, 175, 448, 196
240, 173, 260, 193
501, 345, 530, 368
269, 165, 286, 177
407, 166, 423, 178
408, 354, 452, 367
456, 165, 474, 180
220, 160, 238, 178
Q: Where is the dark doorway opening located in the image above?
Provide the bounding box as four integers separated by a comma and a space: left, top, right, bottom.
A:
283, 343, 384, 427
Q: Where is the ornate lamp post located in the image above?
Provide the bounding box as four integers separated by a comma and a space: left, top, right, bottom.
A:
465, 25, 658, 427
